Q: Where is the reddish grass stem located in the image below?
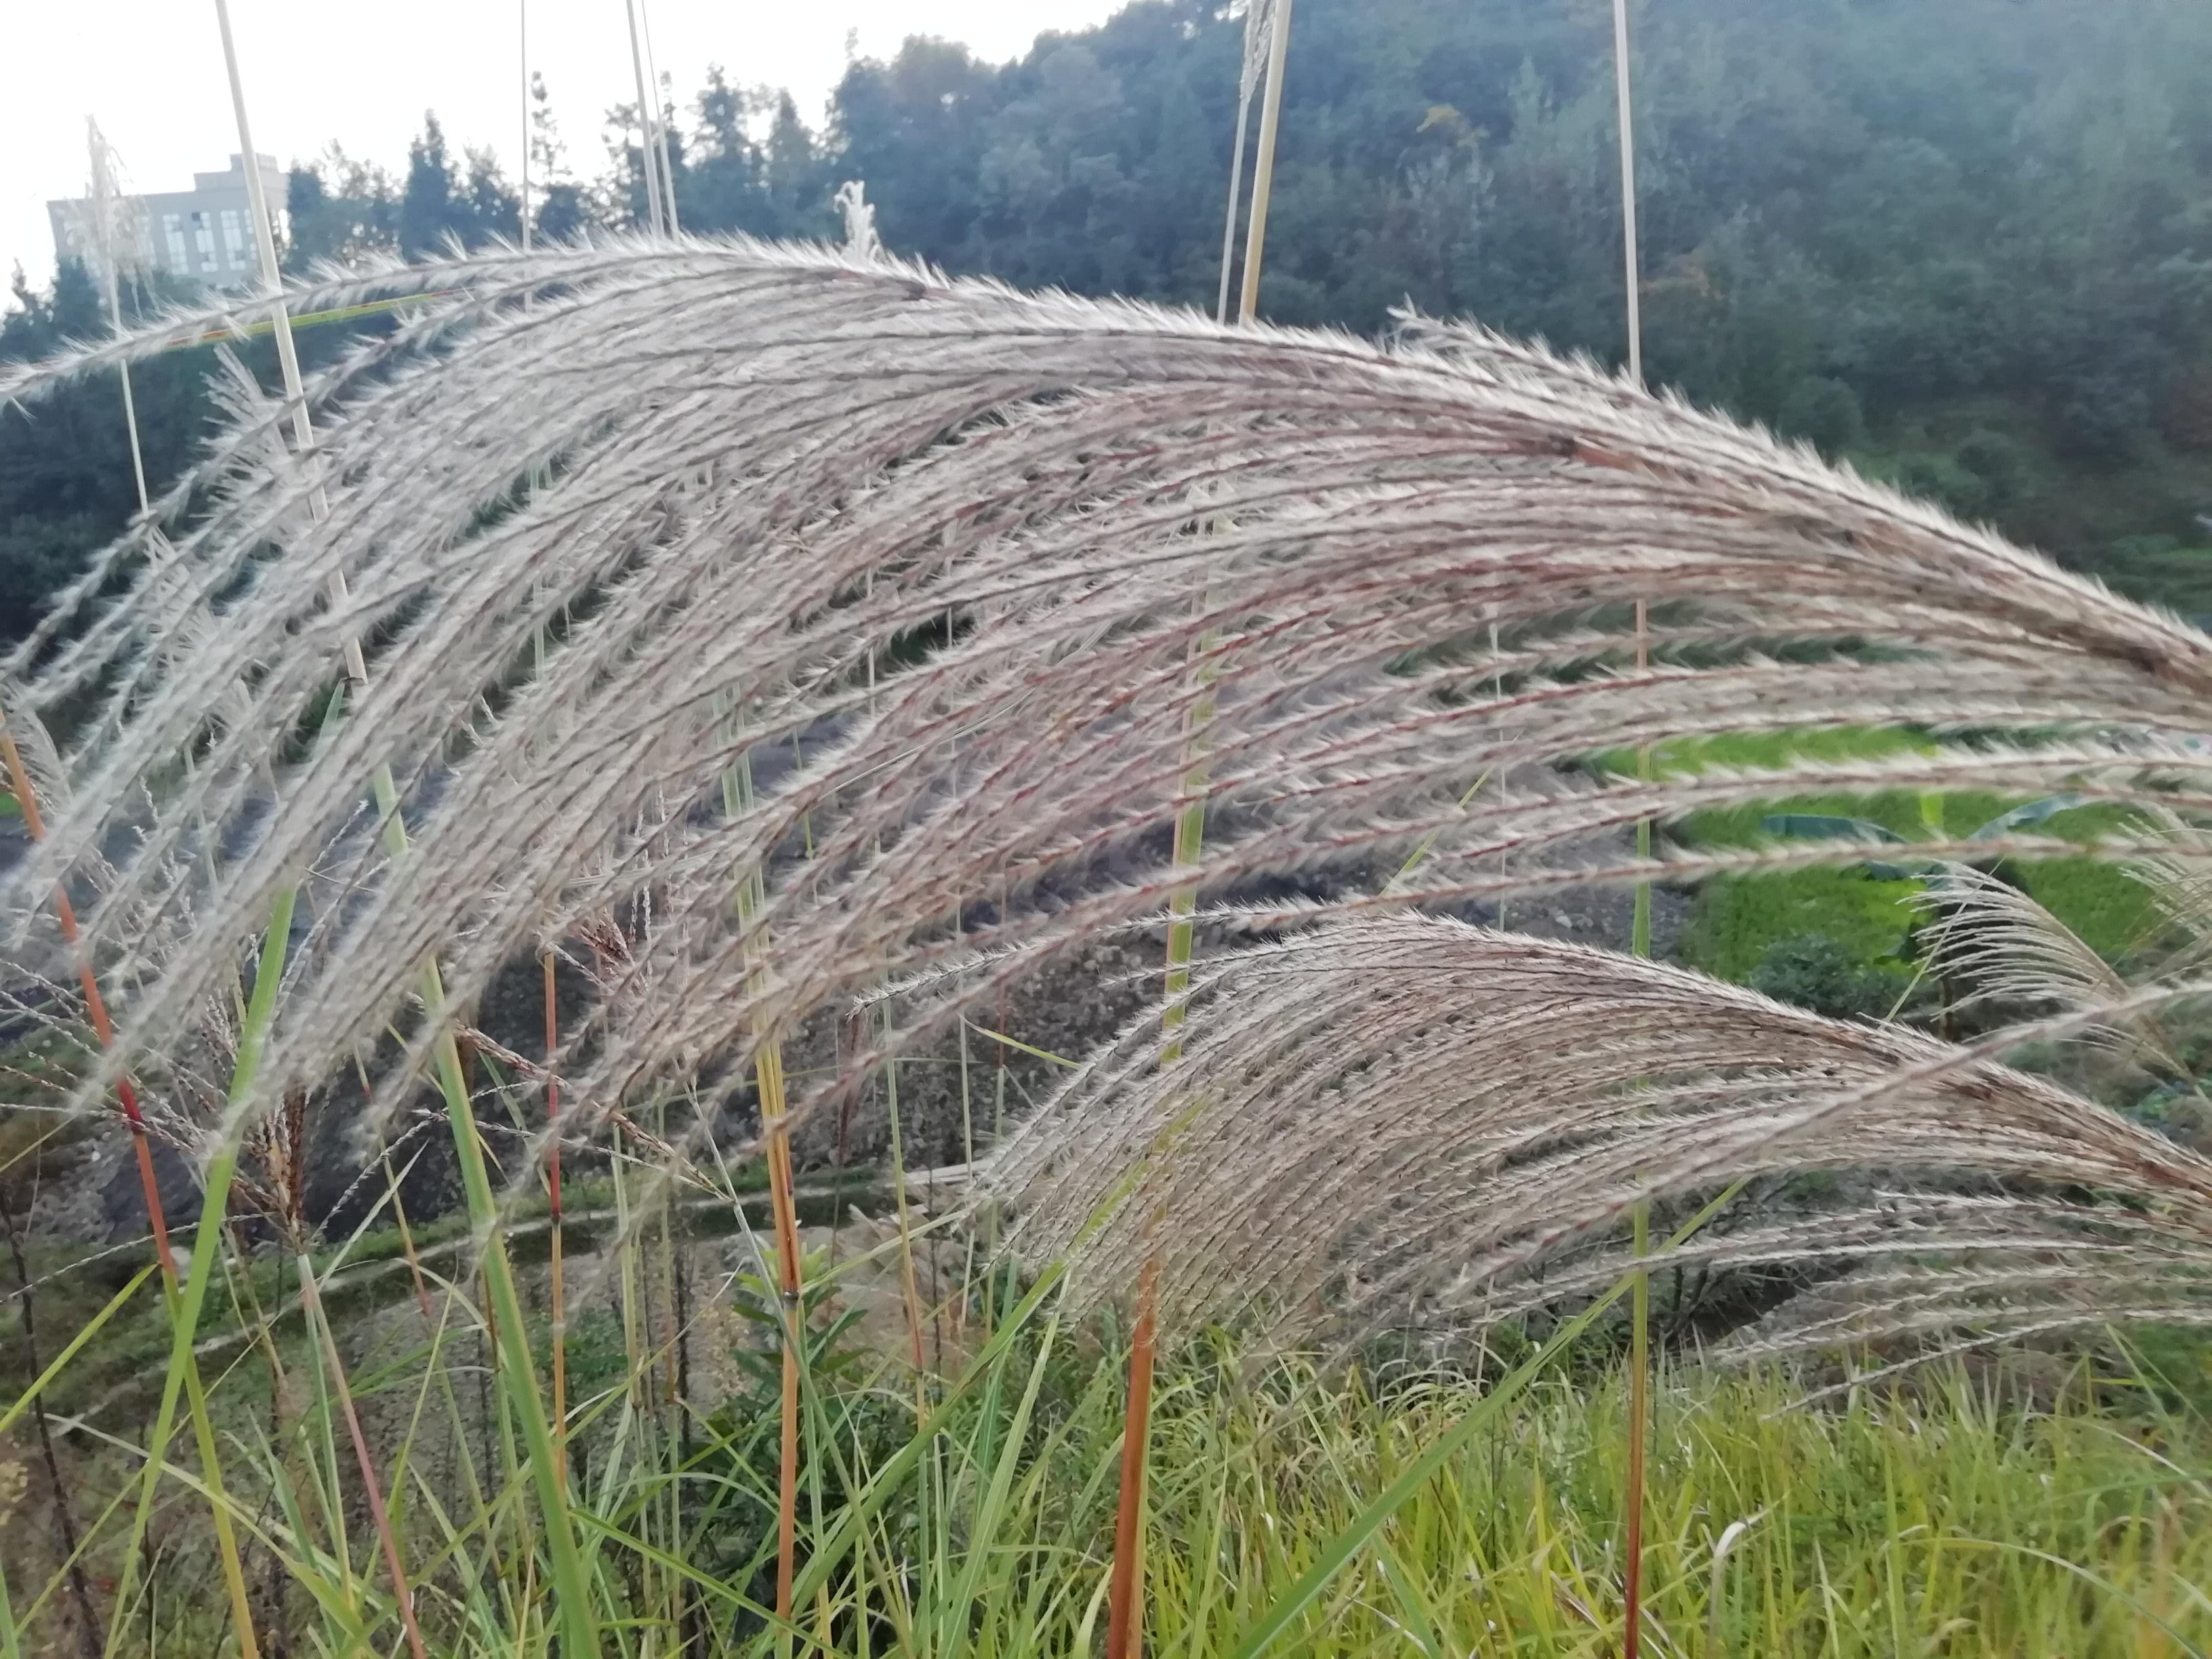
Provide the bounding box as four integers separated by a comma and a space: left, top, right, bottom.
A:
756, 1033, 806, 1621
543, 947, 567, 1485
1624, 598, 1654, 1659
0, 720, 177, 1282
296, 1252, 428, 1659
1115, 9, 1296, 1649
1105, 1254, 1160, 1659
4, 714, 264, 1658
1622, 1200, 1651, 1658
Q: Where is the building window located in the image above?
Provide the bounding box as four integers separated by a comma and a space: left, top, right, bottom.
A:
192, 210, 216, 272
163, 213, 188, 272
220, 208, 247, 266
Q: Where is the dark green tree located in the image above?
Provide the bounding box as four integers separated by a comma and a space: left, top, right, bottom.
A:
398, 113, 521, 257
287, 146, 399, 272
528, 73, 598, 243
398, 112, 462, 258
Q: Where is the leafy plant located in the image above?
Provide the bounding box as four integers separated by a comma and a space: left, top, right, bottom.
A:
1748, 933, 1914, 1021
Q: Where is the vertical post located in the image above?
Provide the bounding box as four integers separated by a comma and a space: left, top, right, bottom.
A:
636, 0, 681, 230
1214, 1, 1270, 324
1235, 0, 1296, 326
519, 0, 531, 251
1612, 0, 1643, 389
621, 0, 666, 234
85, 122, 150, 513
1612, 9, 1651, 1659
1115, 18, 1299, 1659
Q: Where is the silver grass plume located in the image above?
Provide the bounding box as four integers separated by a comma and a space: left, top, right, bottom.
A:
1914, 862, 2171, 1065
834, 181, 882, 260
991, 914, 2212, 1349
3, 239, 2212, 1220
66, 121, 152, 293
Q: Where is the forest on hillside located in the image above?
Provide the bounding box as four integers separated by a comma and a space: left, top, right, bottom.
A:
4, 0, 2211, 642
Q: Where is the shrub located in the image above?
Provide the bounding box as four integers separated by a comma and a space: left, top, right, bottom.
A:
1776, 373, 1866, 457
2053, 369, 2156, 464
1896, 450, 1993, 520
1684, 867, 1921, 984
1954, 426, 2030, 508
1749, 932, 1912, 1019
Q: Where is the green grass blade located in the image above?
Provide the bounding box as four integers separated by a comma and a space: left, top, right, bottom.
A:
942, 1316, 1061, 1659
0, 1263, 156, 1439
0, 1549, 20, 1659
783, 1257, 1070, 1618
426, 1022, 598, 1656
1228, 1180, 1749, 1658
107, 882, 296, 1659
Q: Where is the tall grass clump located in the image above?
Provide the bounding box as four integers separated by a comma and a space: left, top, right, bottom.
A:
5, 239, 2212, 1651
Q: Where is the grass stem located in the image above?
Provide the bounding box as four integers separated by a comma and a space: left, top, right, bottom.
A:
1105, 1255, 1160, 1659
724, 731, 807, 1626
1624, 1197, 1650, 1659
1, 714, 261, 1658
295, 1250, 428, 1659
0, 719, 176, 1280
1124, 12, 1298, 1652
542, 947, 567, 1487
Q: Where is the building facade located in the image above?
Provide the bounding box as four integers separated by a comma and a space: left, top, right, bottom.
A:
48, 153, 285, 291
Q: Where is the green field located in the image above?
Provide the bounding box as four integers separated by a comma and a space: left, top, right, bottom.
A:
1626, 730, 2161, 982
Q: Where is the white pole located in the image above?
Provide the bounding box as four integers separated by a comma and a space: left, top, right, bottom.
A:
1235, 0, 1294, 324
85, 121, 150, 514
621, 0, 665, 234
1214, 1, 1270, 324
1611, 0, 1643, 387
636, 0, 681, 231
212, 0, 362, 682
519, 0, 531, 250
1214, 96, 1252, 323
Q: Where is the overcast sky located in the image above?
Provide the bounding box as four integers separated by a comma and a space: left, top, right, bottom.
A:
3, 0, 1128, 290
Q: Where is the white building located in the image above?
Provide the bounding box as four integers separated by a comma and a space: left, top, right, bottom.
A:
48, 153, 285, 291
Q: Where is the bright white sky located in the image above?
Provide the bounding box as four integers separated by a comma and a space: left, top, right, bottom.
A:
3, 0, 1128, 288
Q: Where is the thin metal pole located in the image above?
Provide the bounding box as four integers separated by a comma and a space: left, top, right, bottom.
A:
621, 0, 666, 234
213, 0, 360, 680
1612, 0, 1643, 387
1214, 2, 1269, 324
1235, 0, 1295, 325
636, 0, 681, 231
85, 121, 149, 513
1611, 12, 1652, 1659
519, 0, 531, 250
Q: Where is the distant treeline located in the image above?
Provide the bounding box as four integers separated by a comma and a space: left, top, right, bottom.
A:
7, 0, 2211, 640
